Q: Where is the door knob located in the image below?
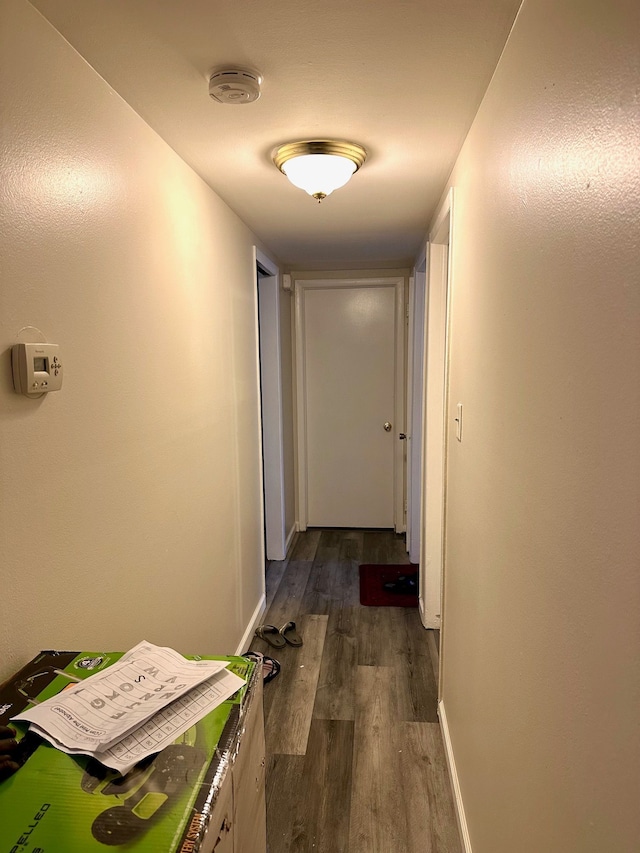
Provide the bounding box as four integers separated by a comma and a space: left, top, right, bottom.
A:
383, 422, 392, 432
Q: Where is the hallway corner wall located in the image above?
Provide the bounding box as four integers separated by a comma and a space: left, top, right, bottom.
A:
0, 0, 271, 679
434, 1, 640, 851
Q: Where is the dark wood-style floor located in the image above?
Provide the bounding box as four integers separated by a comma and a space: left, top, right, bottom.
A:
249, 528, 462, 853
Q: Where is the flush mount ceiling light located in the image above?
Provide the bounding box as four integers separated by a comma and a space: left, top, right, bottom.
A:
273, 140, 367, 202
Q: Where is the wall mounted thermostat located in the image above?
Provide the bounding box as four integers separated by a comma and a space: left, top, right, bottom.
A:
12, 343, 63, 397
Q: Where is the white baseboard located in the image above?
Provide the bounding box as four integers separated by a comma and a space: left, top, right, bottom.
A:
438, 700, 473, 853
235, 593, 267, 655
284, 523, 298, 555
425, 629, 440, 684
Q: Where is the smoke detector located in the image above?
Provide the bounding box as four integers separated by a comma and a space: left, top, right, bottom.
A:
208, 67, 262, 104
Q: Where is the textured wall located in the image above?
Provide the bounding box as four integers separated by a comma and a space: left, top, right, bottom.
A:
438, 1, 640, 851
0, 0, 270, 680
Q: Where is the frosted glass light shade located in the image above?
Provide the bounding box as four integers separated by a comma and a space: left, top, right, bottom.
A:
282, 154, 357, 198
273, 140, 367, 201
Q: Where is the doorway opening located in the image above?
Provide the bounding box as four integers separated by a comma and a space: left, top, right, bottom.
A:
254, 249, 287, 562
293, 276, 406, 531
406, 249, 428, 564
420, 190, 453, 656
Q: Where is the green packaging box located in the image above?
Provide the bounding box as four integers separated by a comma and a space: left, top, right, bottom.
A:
0, 649, 256, 852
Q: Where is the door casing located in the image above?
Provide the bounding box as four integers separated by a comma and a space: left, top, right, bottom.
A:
406, 249, 428, 563
420, 190, 453, 654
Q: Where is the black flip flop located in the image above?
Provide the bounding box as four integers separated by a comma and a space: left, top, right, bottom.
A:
279, 621, 303, 647
255, 624, 287, 649
243, 651, 281, 684
262, 656, 281, 684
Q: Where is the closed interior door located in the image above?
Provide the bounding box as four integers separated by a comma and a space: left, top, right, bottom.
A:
303, 284, 398, 527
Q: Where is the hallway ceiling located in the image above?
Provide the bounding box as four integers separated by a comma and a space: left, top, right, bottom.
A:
30, 0, 521, 268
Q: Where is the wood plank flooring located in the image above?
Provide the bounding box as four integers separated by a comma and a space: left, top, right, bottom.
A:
250, 528, 461, 853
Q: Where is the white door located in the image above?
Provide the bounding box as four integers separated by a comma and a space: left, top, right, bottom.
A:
295, 278, 405, 529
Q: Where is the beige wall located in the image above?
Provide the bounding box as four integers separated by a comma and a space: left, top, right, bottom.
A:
0, 0, 273, 681
437, 1, 640, 851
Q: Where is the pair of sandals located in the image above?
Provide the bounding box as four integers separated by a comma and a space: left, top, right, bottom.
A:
254, 621, 303, 649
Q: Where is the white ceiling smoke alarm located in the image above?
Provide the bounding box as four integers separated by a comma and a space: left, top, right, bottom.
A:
208, 67, 262, 104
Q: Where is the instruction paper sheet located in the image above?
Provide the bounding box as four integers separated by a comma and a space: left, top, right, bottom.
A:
12, 641, 246, 774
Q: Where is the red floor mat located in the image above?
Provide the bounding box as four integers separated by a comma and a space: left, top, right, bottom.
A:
359, 564, 419, 607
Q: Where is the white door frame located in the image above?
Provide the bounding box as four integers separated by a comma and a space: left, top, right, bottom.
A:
254, 248, 287, 561
406, 247, 428, 563
420, 189, 453, 632
294, 276, 406, 532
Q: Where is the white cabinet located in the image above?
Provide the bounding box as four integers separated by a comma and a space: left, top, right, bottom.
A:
205, 675, 266, 853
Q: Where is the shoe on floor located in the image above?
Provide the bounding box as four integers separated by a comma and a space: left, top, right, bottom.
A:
383, 575, 418, 595
279, 621, 303, 646
254, 624, 287, 649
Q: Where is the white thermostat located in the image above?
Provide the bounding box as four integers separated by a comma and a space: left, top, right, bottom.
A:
12, 343, 63, 397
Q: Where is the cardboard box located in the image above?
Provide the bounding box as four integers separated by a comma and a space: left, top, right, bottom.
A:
0, 649, 261, 852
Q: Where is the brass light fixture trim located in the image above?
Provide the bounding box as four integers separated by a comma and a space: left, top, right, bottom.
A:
273, 139, 368, 201
273, 140, 367, 171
